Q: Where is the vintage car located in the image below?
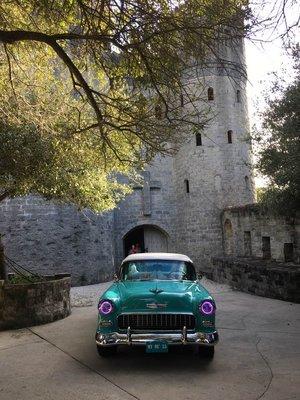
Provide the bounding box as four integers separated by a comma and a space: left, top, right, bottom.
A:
95, 253, 218, 358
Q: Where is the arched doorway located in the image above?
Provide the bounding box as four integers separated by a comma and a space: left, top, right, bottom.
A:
123, 225, 168, 256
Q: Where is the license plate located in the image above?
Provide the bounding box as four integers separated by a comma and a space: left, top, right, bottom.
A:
146, 341, 168, 353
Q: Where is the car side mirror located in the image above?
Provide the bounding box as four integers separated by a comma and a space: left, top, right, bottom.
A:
113, 273, 119, 282
197, 272, 203, 281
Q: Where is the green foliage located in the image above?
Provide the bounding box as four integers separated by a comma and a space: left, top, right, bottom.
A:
0, 0, 250, 211
256, 50, 300, 216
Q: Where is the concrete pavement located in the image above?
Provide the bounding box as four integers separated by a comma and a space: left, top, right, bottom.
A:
0, 279, 299, 400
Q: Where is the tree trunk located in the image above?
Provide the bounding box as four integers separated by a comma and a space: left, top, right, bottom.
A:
0, 237, 7, 281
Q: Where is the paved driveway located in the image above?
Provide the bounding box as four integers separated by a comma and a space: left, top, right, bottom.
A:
0, 279, 299, 400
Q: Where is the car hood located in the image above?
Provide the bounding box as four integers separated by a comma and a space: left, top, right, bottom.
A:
114, 280, 210, 313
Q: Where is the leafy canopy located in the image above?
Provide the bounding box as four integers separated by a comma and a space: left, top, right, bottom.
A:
0, 0, 251, 210
256, 49, 300, 215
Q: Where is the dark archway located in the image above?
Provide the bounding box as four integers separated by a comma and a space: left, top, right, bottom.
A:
123, 225, 168, 257
124, 226, 145, 256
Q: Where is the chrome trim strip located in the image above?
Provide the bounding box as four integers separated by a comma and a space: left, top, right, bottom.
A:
118, 312, 194, 315
126, 326, 131, 345
182, 326, 187, 345
95, 330, 218, 347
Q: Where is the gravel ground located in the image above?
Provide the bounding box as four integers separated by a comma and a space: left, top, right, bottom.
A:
71, 281, 112, 307
70, 277, 231, 307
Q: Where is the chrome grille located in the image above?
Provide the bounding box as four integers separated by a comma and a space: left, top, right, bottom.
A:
118, 314, 195, 330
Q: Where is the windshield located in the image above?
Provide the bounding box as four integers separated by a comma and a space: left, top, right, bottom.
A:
121, 260, 196, 281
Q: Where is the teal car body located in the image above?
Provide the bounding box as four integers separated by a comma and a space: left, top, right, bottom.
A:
95, 253, 218, 357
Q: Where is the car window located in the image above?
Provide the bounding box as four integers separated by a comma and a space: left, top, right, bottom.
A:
121, 260, 196, 281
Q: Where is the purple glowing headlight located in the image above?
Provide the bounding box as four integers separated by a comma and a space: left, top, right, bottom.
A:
98, 300, 114, 315
199, 300, 215, 316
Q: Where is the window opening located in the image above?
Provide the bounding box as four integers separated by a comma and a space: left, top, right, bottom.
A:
184, 179, 190, 193
155, 104, 163, 119
245, 176, 249, 189
284, 243, 294, 262
244, 231, 252, 256
180, 93, 184, 107
196, 133, 202, 146
227, 130, 233, 143
208, 87, 214, 101
262, 237, 271, 259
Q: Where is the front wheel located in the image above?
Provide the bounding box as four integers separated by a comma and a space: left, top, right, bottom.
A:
97, 345, 117, 357
197, 346, 215, 359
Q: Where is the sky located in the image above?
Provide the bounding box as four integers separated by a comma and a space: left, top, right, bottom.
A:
243, 1, 299, 187
245, 38, 291, 187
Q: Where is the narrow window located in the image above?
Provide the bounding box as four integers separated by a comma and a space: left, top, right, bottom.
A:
155, 104, 163, 119
236, 90, 241, 103
284, 243, 294, 262
262, 237, 271, 259
109, 77, 115, 90
244, 231, 252, 256
184, 179, 190, 193
180, 93, 184, 107
224, 219, 234, 255
208, 87, 214, 101
227, 130, 233, 143
245, 176, 249, 190
196, 133, 202, 146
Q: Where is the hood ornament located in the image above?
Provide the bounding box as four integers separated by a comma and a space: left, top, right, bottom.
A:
149, 288, 164, 295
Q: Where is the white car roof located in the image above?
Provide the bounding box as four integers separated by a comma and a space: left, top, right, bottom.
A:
121, 252, 193, 264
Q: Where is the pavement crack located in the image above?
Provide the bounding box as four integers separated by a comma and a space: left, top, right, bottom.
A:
27, 328, 141, 400
255, 335, 274, 400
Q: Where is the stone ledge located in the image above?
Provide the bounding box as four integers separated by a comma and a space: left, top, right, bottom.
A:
0, 275, 71, 331
212, 257, 300, 303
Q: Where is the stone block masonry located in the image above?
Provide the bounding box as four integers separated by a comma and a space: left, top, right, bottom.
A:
222, 205, 300, 263
0, 274, 71, 330
212, 257, 300, 303
0, 196, 115, 285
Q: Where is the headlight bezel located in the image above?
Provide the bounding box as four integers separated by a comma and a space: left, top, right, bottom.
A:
98, 299, 114, 316
199, 299, 216, 316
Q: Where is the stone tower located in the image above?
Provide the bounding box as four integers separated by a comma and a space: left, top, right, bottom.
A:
171, 36, 255, 270
113, 35, 255, 272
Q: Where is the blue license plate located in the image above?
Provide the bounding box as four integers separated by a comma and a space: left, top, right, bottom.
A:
146, 341, 168, 353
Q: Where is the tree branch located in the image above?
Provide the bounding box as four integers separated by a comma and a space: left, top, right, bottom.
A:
0, 30, 104, 128
0, 190, 12, 202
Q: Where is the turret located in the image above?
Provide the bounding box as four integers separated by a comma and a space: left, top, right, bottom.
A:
173, 34, 255, 270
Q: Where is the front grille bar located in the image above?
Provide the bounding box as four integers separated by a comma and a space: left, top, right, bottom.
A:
118, 314, 195, 331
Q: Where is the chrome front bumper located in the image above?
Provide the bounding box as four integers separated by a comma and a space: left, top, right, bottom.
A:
95, 327, 218, 347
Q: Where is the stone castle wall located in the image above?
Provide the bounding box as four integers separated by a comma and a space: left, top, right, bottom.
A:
0, 196, 115, 285
0, 274, 71, 330
212, 257, 300, 303
221, 205, 300, 263
113, 153, 178, 266
0, 37, 257, 284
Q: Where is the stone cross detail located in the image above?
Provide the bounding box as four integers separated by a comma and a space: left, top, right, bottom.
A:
133, 171, 161, 216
